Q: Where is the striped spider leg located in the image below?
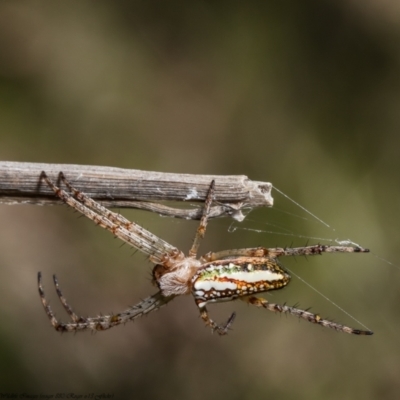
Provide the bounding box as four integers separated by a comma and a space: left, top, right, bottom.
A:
38, 172, 372, 335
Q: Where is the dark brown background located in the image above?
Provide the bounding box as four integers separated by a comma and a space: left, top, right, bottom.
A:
0, 1, 398, 399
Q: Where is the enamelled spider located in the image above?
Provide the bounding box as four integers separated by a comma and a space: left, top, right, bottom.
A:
38, 172, 373, 335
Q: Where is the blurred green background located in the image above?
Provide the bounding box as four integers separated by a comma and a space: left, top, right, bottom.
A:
0, 1, 399, 399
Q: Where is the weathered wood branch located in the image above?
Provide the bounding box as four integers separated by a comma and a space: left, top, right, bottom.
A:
0, 162, 273, 220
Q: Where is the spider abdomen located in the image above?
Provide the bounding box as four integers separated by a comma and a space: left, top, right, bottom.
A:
192, 257, 290, 308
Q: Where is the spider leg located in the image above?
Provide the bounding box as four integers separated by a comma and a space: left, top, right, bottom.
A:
198, 305, 236, 335
188, 180, 215, 258
202, 243, 369, 262
40, 171, 179, 263
52, 274, 80, 323
58, 172, 152, 234
38, 272, 174, 332
241, 296, 373, 335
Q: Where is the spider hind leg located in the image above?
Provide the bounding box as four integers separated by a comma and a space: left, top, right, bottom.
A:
242, 295, 373, 335
38, 272, 175, 333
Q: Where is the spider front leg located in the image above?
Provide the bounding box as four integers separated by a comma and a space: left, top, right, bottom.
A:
198, 305, 236, 335
242, 296, 373, 335
39, 171, 178, 263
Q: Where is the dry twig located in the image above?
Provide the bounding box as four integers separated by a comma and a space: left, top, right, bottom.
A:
0, 161, 273, 220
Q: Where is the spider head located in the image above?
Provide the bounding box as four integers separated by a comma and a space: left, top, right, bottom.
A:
152, 264, 168, 288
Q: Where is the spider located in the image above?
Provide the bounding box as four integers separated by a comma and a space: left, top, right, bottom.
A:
38, 172, 373, 335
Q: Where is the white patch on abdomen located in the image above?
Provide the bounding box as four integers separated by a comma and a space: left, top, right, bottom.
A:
194, 280, 237, 292
219, 270, 283, 283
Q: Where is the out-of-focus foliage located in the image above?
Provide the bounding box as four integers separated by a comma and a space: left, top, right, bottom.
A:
0, 1, 399, 399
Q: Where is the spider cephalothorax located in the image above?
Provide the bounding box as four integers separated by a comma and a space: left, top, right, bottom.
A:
38, 172, 372, 335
